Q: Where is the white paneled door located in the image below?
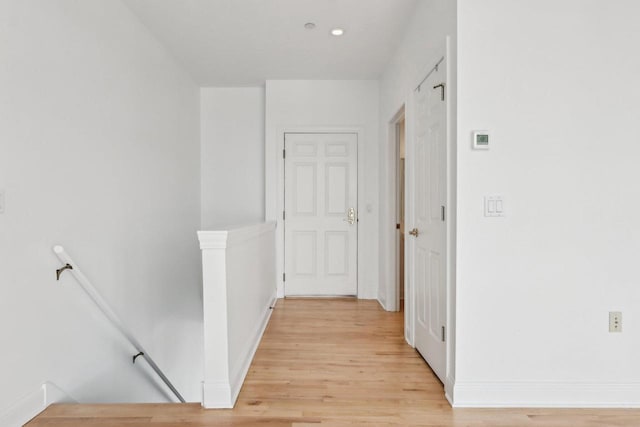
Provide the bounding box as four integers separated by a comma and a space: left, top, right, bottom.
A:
284, 133, 358, 296
410, 60, 447, 382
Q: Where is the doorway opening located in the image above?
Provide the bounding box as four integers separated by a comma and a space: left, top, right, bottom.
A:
394, 115, 406, 314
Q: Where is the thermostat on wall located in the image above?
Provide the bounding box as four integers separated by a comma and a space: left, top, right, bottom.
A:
473, 131, 490, 150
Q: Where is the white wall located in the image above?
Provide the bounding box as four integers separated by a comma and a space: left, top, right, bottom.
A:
377, 0, 457, 394
455, 0, 640, 406
265, 80, 380, 299
0, 0, 202, 412
201, 88, 265, 228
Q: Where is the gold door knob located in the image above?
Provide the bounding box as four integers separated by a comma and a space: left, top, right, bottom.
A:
343, 207, 356, 225
409, 228, 419, 237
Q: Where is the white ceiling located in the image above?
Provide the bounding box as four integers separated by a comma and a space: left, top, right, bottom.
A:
123, 0, 418, 86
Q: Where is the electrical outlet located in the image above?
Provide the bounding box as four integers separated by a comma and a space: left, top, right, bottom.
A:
609, 311, 622, 333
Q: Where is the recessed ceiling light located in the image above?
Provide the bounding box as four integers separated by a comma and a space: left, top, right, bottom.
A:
331, 28, 345, 36
304, 22, 316, 30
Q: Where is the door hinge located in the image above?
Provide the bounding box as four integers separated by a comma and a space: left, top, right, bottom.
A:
441, 326, 446, 342
283, 211, 285, 220
441, 205, 445, 222
283, 149, 286, 159
283, 273, 286, 282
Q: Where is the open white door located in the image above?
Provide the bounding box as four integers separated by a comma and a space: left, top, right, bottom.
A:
284, 133, 358, 296
409, 59, 447, 382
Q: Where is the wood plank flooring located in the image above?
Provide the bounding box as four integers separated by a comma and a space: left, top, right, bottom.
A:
28, 299, 640, 426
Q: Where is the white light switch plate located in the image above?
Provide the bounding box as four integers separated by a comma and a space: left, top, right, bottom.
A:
0, 190, 4, 214
484, 195, 504, 217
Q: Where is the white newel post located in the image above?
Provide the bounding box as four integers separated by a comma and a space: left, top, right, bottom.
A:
198, 230, 233, 408
198, 222, 277, 409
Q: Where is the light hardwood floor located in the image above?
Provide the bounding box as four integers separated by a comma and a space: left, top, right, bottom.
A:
29, 299, 640, 426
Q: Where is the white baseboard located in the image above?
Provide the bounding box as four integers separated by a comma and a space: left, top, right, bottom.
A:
0, 382, 75, 427
202, 292, 276, 409
444, 376, 455, 406
229, 292, 277, 403
453, 381, 640, 408
43, 382, 74, 406
202, 381, 233, 408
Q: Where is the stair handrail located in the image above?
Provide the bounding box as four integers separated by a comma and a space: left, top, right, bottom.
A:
52, 245, 186, 403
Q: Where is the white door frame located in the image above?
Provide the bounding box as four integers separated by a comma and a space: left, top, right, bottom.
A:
268, 126, 365, 299
385, 107, 406, 313
380, 38, 456, 401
